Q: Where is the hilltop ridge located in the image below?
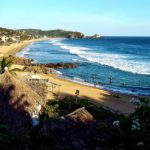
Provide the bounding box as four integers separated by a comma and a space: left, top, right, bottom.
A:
0, 27, 85, 45
0, 27, 102, 46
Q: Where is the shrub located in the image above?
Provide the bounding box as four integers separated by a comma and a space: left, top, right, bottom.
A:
44, 101, 59, 119
0, 57, 12, 74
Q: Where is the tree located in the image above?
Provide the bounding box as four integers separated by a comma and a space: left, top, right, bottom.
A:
75, 90, 80, 102
0, 57, 12, 74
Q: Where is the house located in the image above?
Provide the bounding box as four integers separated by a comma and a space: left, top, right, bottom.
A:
44, 35, 47, 38
1, 35, 8, 43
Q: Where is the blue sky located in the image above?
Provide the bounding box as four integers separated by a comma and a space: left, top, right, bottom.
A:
0, 0, 150, 36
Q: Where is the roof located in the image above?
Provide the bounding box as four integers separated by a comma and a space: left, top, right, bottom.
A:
38, 108, 98, 150
0, 71, 43, 134
62, 107, 94, 123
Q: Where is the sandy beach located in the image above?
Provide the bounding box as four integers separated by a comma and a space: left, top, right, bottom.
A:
3, 39, 135, 115
41, 74, 135, 115
0, 38, 48, 57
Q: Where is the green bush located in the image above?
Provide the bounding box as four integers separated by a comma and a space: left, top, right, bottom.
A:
44, 101, 59, 119
0, 57, 12, 74
0, 96, 149, 149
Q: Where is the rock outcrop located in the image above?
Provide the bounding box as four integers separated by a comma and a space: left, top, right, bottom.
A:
86, 34, 101, 39
8, 55, 32, 66
92, 34, 101, 38
67, 32, 85, 39
44, 62, 78, 69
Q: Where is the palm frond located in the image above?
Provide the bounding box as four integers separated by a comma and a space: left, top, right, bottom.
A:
0, 57, 12, 74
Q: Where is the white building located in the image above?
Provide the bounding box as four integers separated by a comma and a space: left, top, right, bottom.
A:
44, 35, 47, 39
1, 36, 8, 43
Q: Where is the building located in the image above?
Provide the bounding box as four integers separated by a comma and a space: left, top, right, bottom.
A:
1, 35, 8, 43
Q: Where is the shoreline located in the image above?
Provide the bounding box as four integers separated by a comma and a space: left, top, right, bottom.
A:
1, 38, 137, 115
56, 74, 150, 97
40, 73, 135, 115
54, 71, 150, 97
0, 38, 49, 57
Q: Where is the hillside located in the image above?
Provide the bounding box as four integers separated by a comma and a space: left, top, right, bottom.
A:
0, 27, 32, 45
0, 27, 85, 46
18, 29, 85, 38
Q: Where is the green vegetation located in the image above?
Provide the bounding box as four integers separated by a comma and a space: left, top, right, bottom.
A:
0, 27, 20, 37
45, 97, 126, 122
0, 57, 12, 74
18, 29, 85, 38
0, 97, 150, 149
0, 27, 85, 46
44, 101, 59, 119
38, 97, 150, 149
0, 124, 65, 150
0, 27, 29, 45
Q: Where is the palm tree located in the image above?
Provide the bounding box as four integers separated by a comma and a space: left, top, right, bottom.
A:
75, 90, 80, 102
0, 57, 12, 74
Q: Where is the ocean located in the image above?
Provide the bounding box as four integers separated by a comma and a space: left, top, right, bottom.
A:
16, 37, 150, 96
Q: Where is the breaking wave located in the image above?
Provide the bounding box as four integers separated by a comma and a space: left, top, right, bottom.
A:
49, 39, 150, 75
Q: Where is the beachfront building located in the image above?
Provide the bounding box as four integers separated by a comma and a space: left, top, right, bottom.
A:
44, 35, 47, 38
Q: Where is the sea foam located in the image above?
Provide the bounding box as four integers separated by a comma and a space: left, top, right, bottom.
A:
16, 43, 36, 57
49, 38, 150, 75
